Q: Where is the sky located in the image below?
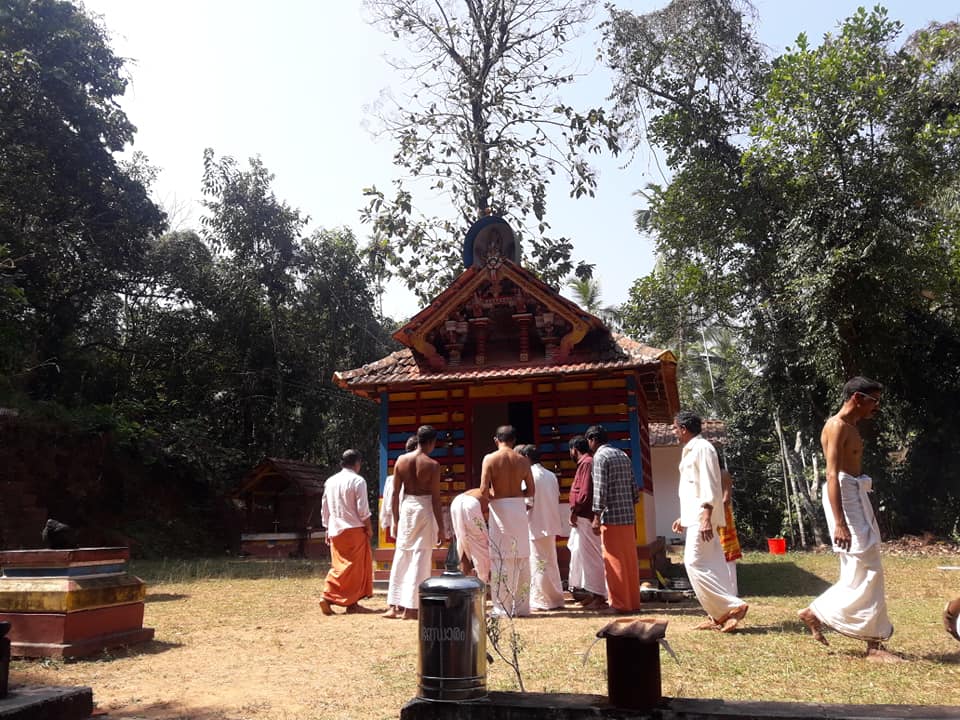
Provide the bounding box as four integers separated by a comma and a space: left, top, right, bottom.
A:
81, 0, 958, 320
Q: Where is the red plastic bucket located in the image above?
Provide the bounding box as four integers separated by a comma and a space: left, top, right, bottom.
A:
767, 537, 787, 554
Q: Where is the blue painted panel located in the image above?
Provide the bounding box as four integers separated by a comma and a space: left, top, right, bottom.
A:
538, 421, 630, 436
379, 392, 390, 493
627, 377, 643, 489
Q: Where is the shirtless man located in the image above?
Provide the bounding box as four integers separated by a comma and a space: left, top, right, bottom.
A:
479, 425, 534, 617
383, 425, 445, 620
799, 376, 901, 662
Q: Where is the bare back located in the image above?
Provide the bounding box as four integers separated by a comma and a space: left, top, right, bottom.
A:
394, 449, 440, 497
479, 447, 532, 499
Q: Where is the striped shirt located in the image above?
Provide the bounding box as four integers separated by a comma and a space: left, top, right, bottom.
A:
591, 444, 637, 526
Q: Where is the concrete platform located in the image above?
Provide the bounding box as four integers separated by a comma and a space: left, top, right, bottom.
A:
400, 692, 960, 720
0, 685, 92, 719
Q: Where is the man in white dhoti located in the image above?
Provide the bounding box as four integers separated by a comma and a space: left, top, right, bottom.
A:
379, 436, 417, 539
480, 425, 534, 617
567, 435, 606, 609
672, 411, 748, 632
450, 488, 490, 582
517, 445, 564, 611
799, 377, 901, 662
383, 425, 445, 620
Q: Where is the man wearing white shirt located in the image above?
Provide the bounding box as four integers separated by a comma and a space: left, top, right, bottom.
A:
379, 436, 417, 540
517, 444, 565, 611
672, 411, 748, 632
319, 449, 374, 615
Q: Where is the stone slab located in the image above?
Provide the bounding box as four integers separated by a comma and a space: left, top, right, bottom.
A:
400, 692, 960, 720
0, 548, 128, 568
1, 602, 146, 643
0, 685, 92, 719
11, 626, 155, 659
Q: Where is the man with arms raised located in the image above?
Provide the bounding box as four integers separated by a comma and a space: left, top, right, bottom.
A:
672, 412, 747, 631
319, 449, 374, 615
480, 425, 534, 617
799, 377, 900, 661
384, 425, 445, 620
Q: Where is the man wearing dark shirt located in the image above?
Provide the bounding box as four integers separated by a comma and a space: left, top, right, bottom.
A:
567, 435, 607, 610
587, 424, 641, 613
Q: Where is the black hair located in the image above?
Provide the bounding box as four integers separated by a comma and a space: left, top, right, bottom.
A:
417, 425, 438, 445
405, 436, 418, 451
495, 425, 516, 443
568, 435, 589, 454
341, 449, 362, 467
675, 411, 702, 436
516, 444, 540, 463
842, 376, 883, 400
585, 425, 607, 444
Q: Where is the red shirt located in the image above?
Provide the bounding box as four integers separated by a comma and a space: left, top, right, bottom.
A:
568, 453, 594, 521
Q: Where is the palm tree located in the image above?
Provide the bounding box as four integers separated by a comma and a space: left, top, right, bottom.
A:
566, 276, 623, 331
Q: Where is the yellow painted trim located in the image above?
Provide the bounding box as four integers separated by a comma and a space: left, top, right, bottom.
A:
634, 497, 646, 545
469, 382, 532, 398
420, 390, 448, 400
594, 404, 628, 415
592, 378, 627, 389
558, 406, 590, 416
556, 380, 589, 392
420, 412, 448, 424
388, 392, 418, 402
538, 408, 555, 418
389, 415, 417, 426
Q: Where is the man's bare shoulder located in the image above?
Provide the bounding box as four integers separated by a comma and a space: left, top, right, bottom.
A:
416, 451, 439, 468
822, 415, 855, 441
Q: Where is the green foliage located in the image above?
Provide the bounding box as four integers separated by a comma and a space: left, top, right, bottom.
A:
362, 0, 618, 302
608, 2, 960, 537
0, 0, 166, 395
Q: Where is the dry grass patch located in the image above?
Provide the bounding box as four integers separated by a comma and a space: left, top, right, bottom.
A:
8, 552, 960, 719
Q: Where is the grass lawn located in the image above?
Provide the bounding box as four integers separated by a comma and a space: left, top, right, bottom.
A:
8, 550, 960, 719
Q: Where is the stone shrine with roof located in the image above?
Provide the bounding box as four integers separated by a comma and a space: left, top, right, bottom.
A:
334, 225, 680, 582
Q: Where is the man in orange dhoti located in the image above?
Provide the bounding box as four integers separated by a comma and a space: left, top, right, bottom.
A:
586, 425, 641, 613
319, 449, 374, 615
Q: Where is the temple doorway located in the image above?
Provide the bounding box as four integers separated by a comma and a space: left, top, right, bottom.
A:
469, 400, 534, 487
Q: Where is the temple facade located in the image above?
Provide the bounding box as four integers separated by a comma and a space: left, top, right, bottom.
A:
334, 254, 679, 580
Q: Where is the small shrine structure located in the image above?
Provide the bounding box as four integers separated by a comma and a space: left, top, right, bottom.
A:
334, 219, 679, 581
233, 458, 327, 558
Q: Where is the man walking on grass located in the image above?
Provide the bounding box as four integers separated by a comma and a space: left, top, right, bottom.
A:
319, 449, 374, 615
799, 377, 901, 662
672, 411, 747, 632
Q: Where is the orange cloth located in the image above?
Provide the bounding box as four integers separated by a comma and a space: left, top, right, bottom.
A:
322, 526, 373, 606
718, 501, 742, 562
601, 523, 641, 612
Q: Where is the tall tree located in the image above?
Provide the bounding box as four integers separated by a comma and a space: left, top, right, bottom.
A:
607, 2, 960, 537
0, 0, 165, 397
362, 0, 618, 302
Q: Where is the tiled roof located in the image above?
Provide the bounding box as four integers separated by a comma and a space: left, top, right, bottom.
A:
334, 333, 671, 392
649, 420, 727, 447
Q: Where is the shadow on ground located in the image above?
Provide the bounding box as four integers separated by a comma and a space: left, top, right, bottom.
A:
738, 561, 831, 597
144, 593, 188, 603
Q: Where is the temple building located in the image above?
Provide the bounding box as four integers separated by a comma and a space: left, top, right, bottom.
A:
333, 223, 679, 581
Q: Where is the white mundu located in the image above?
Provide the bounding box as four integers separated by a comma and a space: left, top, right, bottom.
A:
387, 495, 438, 609
488, 497, 530, 617
527, 463, 564, 611
450, 493, 489, 583
810, 472, 893, 641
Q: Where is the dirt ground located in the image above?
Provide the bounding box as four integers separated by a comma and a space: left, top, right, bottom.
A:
8, 548, 960, 720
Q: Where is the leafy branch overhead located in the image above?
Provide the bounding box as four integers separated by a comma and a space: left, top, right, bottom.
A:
361, 0, 619, 303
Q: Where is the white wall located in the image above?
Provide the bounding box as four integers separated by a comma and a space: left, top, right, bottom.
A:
651, 446, 682, 542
